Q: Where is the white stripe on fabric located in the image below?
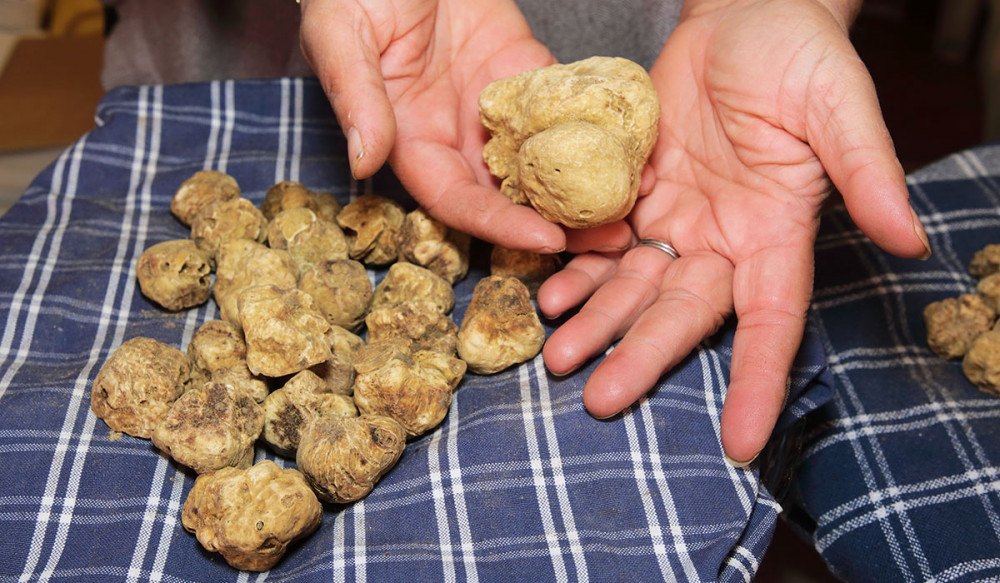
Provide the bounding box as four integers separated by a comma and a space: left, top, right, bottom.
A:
333, 509, 346, 583
927, 557, 1000, 582
291, 78, 303, 184
13, 140, 87, 581
812, 215, 929, 580
0, 141, 79, 397
220, 80, 236, 174
445, 391, 479, 583
518, 364, 568, 583
148, 452, 187, 583
533, 358, 588, 583
353, 500, 367, 582
126, 456, 170, 583
830, 194, 1000, 545
275, 77, 290, 184
92, 85, 162, 583
205, 81, 222, 170
427, 426, 458, 583
30, 86, 163, 583
623, 401, 689, 582
700, 344, 755, 513
143, 307, 205, 582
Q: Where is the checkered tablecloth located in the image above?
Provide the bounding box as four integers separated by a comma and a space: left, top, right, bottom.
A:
788, 146, 1000, 582
0, 80, 834, 582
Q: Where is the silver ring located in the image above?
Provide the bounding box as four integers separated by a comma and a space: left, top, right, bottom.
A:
636, 238, 679, 260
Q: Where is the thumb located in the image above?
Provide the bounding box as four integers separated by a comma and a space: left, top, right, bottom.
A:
807, 46, 931, 261
299, 0, 396, 179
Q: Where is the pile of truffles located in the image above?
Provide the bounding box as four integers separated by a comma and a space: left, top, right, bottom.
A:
91, 171, 556, 571
479, 56, 660, 229
924, 243, 1000, 395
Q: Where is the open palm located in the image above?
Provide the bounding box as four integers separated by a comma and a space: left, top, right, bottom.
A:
539, 0, 930, 464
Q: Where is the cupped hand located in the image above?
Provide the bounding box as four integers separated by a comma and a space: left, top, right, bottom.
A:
299, 0, 569, 252
539, 0, 931, 464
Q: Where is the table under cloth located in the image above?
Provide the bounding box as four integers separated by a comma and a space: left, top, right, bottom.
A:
0, 78, 995, 583
0, 79, 831, 582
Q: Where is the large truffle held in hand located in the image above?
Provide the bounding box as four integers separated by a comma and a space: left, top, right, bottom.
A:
479, 56, 660, 228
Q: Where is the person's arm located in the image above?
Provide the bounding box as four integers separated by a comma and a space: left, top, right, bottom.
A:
538, 0, 930, 465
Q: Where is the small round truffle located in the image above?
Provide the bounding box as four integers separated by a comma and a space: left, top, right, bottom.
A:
372, 262, 454, 315
490, 245, 562, 297
296, 414, 407, 503
91, 337, 193, 438
298, 259, 373, 332
396, 208, 470, 284
353, 339, 466, 437
260, 180, 340, 222
151, 381, 264, 474
181, 460, 322, 572
978, 273, 1000, 312
238, 285, 332, 377
187, 320, 246, 380
924, 294, 997, 359
136, 239, 213, 311
170, 170, 241, 227
336, 194, 406, 265
457, 276, 546, 374
365, 300, 459, 355
260, 369, 358, 457
187, 322, 268, 403
963, 326, 1000, 396
970, 244, 1000, 278
213, 239, 299, 328
190, 198, 268, 261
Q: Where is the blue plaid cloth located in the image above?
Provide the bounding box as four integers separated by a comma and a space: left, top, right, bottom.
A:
788, 145, 1000, 582
0, 79, 832, 582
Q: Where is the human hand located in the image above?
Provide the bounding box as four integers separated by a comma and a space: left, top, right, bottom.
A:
538, 0, 931, 464
299, 0, 632, 253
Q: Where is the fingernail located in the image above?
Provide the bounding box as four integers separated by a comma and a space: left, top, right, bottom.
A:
910, 206, 932, 260
347, 126, 364, 179
725, 452, 759, 469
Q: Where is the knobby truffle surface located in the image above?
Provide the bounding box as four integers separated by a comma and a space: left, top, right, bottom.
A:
336, 194, 406, 265
190, 197, 268, 261
396, 208, 470, 284
260, 369, 358, 457
458, 276, 546, 374
296, 414, 407, 503
365, 300, 459, 355
136, 239, 213, 311
371, 261, 455, 315
924, 294, 996, 359
91, 337, 193, 438
298, 259, 372, 332
490, 245, 562, 297
170, 170, 241, 227
213, 239, 299, 328
267, 207, 349, 273
479, 56, 660, 228
151, 381, 264, 474
352, 339, 466, 437
239, 285, 332, 377
181, 460, 322, 571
